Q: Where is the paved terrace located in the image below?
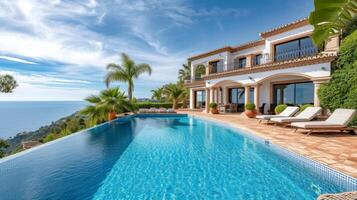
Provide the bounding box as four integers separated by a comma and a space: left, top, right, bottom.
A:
177, 110, 357, 178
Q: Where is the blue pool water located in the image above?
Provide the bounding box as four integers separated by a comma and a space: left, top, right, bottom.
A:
0, 115, 355, 200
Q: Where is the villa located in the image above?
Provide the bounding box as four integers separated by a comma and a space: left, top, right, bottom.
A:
185, 18, 340, 113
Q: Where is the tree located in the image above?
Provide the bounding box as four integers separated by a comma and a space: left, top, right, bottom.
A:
105, 53, 152, 100
178, 64, 191, 81
81, 87, 132, 123
151, 87, 165, 102
0, 74, 18, 93
0, 139, 9, 158
195, 64, 206, 78
178, 63, 206, 82
164, 83, 186, 109
309, 0, 357, 45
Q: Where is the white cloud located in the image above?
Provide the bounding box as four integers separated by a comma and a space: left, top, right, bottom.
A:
0, 55, 37, 65
0, 0, 248, 100
0, 70, 96, 101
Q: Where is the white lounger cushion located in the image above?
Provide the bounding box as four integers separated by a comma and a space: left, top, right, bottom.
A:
291, 109, 356, 129
256, 106, 299, 120
291, 121, 346, 129
271, 107, 322, 123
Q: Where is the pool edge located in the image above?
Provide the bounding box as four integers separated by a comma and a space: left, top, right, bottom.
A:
188, 113, 357, 191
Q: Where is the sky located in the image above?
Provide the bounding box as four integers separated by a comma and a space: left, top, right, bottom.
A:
0, 0, 313, 101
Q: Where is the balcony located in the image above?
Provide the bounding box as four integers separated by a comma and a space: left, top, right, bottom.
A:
206, 46, 318, 75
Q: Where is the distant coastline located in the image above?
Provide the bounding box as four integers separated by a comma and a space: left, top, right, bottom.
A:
0, 101, 86, 139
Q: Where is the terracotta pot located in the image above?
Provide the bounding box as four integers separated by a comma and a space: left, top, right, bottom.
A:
211, 108, 219, 114
108, 112, 117, 121
245, 109, 257, 118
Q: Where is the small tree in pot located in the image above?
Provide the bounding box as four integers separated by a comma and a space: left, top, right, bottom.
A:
244, 103, 257, 118
209, 102, 219, 114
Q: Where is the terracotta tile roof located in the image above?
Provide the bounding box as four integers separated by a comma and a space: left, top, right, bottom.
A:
188, 40, 266, 62
188, 18, 311, 62
188, 46, 233, 62
260, 18, 309, 38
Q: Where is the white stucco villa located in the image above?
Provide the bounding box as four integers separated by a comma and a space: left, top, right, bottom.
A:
185, 18, 340, 114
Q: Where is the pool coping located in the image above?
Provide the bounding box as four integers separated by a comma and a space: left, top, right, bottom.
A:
187, 113, 357, 191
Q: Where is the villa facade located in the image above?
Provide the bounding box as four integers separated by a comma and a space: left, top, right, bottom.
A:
185, 18, 340, 114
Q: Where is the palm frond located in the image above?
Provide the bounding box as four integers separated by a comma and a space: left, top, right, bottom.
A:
309, 0, 357, 45
135, 64, 152, 77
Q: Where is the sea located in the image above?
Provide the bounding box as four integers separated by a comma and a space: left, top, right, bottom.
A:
0, 101, 87, 139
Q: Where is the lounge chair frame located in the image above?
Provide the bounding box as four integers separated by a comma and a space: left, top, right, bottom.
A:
294, 127, 356, 135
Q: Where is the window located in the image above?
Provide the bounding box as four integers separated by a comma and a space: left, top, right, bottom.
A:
253, 54, 262, 66
210, 61, 219, 73
274, 37, 317, 62
233, 58, 240, 69
273, 82, 314, 105
238, 57, 246, 68
194, 90, 206, 108
209, 60, 224, 73
228, 88, 246, 112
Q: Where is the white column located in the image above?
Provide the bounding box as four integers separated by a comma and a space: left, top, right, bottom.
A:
189, 89, 194, 109
205, 88, 211, 113
244, 86, 250, 105
218, 88, 221, 103
314, 82, 321, 107
210, 87, 214, 103
214, 88, 218, 103
190, 63, 195, 81
254, 85, 260, 113
223, 87, 228, 104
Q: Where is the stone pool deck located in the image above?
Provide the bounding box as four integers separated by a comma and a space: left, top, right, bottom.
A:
177, 110, 357, 178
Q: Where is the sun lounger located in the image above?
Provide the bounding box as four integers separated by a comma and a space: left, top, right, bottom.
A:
270, 107, 322, 126
256, 106, 299, 123
291, 108, 356, 135
167, 108, 176, 113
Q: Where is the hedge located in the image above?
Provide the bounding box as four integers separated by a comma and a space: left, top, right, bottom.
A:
134, 102, 183, 109
299, 104, 313, 112
318, 30, 357, 125
274, 104, 287, 114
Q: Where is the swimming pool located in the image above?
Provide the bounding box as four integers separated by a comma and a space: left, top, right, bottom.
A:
0, 114, 356, 199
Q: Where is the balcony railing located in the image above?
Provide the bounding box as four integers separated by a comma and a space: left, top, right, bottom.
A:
275, 46, 318, 62
184, 77, 203, 84
206, 46, 318, 75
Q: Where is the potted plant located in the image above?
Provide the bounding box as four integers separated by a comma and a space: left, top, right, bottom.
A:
209, 102, 219, 114
244, 103, 257, 118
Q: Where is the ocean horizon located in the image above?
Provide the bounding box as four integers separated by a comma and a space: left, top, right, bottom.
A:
0, 101, 87, 139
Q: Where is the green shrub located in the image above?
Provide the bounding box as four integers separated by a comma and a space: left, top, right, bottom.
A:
299, 104, 313, 112
245, 103, 256, 110
209, 102, 218, 109
274, 104, 287, 114
134, 102, 181, 109
319, 30, 357, 126
337, 30, 357, 68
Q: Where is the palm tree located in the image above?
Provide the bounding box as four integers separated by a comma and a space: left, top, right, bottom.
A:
81, 87, 132, 123
105, 53, 152, 100
151, 87, 165, 102
0, 74, 18, 93
178, 64, 191, 82
309, 0, 357, 45
164, 83, 185, 109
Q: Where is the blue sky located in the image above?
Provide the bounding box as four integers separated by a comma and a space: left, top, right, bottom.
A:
0, 0, 313, 101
